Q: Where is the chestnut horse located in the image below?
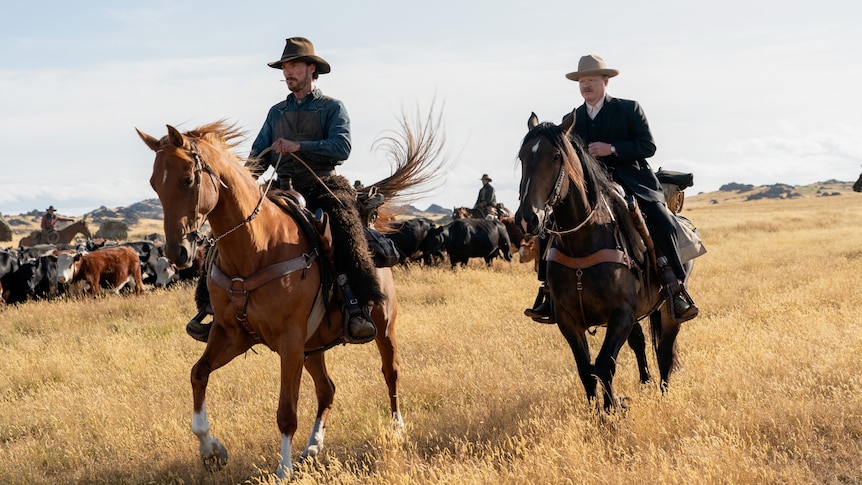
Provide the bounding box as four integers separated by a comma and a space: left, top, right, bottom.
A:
137, 117, 442, 480
18, 218, 91, 247
515, 112, 690, 411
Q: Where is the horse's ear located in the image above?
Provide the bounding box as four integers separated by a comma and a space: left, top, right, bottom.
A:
560, 109, 576, 136
528, 112, 539, 129
136, 128, 161, 152
166, 125, 186, 149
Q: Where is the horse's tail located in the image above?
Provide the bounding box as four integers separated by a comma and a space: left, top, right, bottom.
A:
363, 105, 449, 233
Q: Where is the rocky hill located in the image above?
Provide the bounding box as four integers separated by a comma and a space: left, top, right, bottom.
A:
3, 180, 856, 245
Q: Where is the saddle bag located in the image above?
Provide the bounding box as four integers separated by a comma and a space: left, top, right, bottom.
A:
364, 227, 399, 268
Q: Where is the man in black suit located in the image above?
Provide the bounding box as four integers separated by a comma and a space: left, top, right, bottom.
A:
525, 54, 698, 323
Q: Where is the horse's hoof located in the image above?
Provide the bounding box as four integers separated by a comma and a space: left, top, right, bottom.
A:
201, 439, 228, 472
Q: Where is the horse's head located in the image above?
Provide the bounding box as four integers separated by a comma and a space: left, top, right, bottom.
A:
452, 207, 466, 219
78, 219, 92, 239
137, 124, 219, 268
515, 111, 583, 235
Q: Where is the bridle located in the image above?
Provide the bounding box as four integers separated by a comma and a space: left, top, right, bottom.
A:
182, 140, 279, 246
526, 138, 603, 239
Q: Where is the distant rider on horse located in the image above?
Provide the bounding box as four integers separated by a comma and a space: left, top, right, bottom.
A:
40, 205, 73, 244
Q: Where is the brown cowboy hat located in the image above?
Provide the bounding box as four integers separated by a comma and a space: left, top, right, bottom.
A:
46, 205, 56, 212
565, 54, 619, 81
267, 37, 331, 74
480, 174, 492, 182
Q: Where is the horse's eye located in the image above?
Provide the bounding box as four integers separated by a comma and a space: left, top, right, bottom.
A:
553, 152, 562, 162
183, 176, 194, 187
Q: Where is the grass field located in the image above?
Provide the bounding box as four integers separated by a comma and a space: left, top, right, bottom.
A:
2, 187, 862, 484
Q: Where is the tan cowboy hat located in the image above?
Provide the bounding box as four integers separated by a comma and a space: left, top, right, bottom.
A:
565, 54, 619, 81
267, 37, 331, 74
480, 174, 492, 182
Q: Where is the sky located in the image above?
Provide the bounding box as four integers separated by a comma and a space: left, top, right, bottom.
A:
2, 1, 861, 217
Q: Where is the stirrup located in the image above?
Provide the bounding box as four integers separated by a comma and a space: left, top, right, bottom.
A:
344, 310, 377, 344
667, 285, 699, 324
186, 311, 212, 343
524, 284, 554, 324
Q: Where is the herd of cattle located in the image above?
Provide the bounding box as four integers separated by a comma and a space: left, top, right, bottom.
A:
0, 215, 537, 306
0, 236, 206, 306
383, 214, 538, 268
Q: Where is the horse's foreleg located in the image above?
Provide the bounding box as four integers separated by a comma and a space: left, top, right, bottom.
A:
628, 321, 652, 384
275, 341, 305, 480
558, 322, 597, 402
190, 325, 252, 473
595, 310, 635, 411
299, 352, 334, 463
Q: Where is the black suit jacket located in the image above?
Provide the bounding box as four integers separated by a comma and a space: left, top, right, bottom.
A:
568, 95, 664, 203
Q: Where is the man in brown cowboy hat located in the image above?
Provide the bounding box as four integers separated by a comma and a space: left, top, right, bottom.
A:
474, 174, 497, 216
40, 205, 73, 244
187, 37, 380, 344
525, 54, 699, 324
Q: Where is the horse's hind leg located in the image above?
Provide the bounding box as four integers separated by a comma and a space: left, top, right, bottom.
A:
628, 321, 652, 384
191, 326, 253, 473
375, 319, 403, 429
651, 303, 681, 392
299, 352, 335, 463
374, 269, 403, 428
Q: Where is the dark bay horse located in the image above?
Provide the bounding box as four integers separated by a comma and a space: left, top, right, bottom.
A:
19, 218, 91, 247
515, 112, 688, 411
137, 117, 443, 480
452, 204, 513, 220
853, 168, 862, 192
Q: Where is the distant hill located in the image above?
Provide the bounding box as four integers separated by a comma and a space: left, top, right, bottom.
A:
4, 180, 857, 246
86, 199, 164, 225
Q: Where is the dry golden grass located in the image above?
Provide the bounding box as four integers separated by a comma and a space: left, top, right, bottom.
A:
3, 190, 862, 484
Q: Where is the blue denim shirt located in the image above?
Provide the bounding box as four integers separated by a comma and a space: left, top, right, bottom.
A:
249, 87, 351, 173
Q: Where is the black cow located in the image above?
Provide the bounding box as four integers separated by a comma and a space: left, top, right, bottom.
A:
0, 249, 21, 305
385, 217, 439, 265
438, 219, 513, 267
18, 244, 59, 262
6, 254, 61, 303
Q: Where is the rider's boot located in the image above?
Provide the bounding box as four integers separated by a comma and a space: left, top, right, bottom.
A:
658, 256, 699, 323
186, 273, 213, 342
524, 283, 553, 323
338, 274, 377, 343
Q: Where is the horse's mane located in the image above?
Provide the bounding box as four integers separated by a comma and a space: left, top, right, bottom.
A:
184, 120, 246, 152
567, 133, 617, 201
522, 121, 615, 207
